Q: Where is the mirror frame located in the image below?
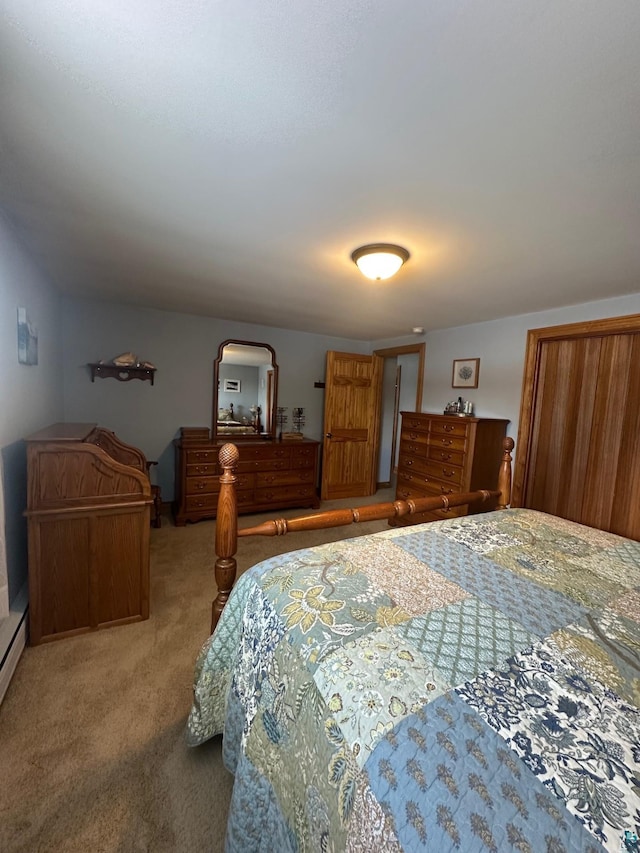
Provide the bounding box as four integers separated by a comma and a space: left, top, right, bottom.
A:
212, 339, 279, 441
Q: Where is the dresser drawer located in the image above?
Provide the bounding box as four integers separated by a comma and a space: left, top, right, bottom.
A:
399, 439, 428, 459
290, 446, 318, 467
175, 434, 320, 524
184, 493, 218, 512
398, 453, 430, 478
426, 445, 465, 467
240, 445, 290, 462
186, 448, 218, 465
423, 460, 465, 486
429, 419, 469, 439
185, 473, 254, 495
256, 469, 315, 488
428, 432, 467, 452
186, 462, 218, 477
236, 458, 290, 473
415, 505, 467, 521
397, 470, 431, 491
254, 484, 316, 505
401, 428, 430, 446
395, 483, 429, 502
398, 467, 461, 496
402, 415, 430, 432
185, 476, 220, 496
420, 480, 460, 498
396, 484, 465, 513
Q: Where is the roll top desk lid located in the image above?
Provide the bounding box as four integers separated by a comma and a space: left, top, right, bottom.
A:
25, 422, 98, 442
25, 422, 152, 514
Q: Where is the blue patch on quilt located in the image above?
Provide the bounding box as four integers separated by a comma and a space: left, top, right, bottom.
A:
364, 691, 605, 852
394, 596, 538, 687
395, 531, 587, 636
222, 690, 244, 776
226, 752, 297, 853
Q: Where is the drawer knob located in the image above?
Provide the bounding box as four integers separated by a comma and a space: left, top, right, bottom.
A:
444, 424, 454, 432
440, 452, 451, 461
442, 468, 455, 478
441, 438, 452, 446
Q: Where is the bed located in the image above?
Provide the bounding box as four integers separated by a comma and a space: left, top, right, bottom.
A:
187, 441, 640, 853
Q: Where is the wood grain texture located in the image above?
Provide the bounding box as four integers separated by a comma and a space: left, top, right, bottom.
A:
209, 438, 513, 630
25, 425, 152, 644
173, 430, 320, 525
393, 412, 510, 527
321, 351, 383, 500
513, 313, 640, 539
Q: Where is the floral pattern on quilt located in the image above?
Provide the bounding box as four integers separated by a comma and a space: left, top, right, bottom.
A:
314, 627, 449, 768
456, 641, 640, 847
550, 607, 640, 706
321, 537, 470, 616
260, 551, 411, 671
366, 691, 604, 853
187, 509, 640, 852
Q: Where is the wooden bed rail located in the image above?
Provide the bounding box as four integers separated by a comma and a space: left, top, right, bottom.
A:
211, 436, 514, 631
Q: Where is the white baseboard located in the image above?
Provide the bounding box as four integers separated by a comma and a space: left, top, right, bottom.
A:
0, 583, 28, 706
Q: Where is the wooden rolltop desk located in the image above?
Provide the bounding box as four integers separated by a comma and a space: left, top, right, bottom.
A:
24, 423, 152, 644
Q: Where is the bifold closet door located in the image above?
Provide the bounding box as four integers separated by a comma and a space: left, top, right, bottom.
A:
523, 331, 640, 539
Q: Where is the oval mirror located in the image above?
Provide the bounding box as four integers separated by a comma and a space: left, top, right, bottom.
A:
212, 340, 278, 440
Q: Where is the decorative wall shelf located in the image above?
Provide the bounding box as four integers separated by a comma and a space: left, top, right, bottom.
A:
88, 363, 156, 385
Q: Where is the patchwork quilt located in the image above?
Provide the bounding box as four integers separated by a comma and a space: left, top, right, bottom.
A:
187, 508, 640, 852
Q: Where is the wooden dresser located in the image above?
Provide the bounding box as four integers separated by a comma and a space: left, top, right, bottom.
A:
393, 412, 510, 526
24, 423, 152, 644
174, 428, 321, 525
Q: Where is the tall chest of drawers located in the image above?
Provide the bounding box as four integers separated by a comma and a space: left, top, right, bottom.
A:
174, 428, 320, 525
393, 412, 509, 526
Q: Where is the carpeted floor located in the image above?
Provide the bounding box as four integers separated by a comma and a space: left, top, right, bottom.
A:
0, 491, 393, 853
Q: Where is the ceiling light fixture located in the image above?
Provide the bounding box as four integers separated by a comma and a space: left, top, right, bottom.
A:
351, 243, 410, 281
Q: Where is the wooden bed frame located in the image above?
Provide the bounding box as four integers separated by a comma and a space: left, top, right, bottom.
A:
210, 437, 515, 631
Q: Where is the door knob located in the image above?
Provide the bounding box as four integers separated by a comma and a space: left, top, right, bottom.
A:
325, 432, 332, 438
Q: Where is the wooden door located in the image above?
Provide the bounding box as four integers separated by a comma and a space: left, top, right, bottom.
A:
321, 351, 383, 500
513, 314, 640, 539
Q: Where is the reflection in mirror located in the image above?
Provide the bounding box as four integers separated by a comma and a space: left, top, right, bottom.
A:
213, 340, 278, 440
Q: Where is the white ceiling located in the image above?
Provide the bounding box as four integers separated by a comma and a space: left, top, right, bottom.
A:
1, 1, 639, 340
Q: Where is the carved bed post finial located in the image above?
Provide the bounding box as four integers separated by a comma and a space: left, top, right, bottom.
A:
496, 436, 514, 510
212, 443, 240, 632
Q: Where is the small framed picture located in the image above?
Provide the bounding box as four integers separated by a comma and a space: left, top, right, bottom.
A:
17, 307, 38, 365
452, 358, 479, 389
223, 378, 241, 393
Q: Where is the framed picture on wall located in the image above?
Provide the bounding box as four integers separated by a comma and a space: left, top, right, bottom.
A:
17, 307, 38, 365
223, 378, 241, 393
452, 357, 479, 388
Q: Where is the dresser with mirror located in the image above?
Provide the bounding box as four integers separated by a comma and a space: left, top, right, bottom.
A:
173, 339, 320, 525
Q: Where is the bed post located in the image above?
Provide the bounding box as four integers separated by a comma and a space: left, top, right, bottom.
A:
211, 443, 240, 632
496, 436, 514, 510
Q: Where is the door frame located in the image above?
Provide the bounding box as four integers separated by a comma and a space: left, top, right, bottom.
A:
512, 313, 640, 507
373, 343, 425, 484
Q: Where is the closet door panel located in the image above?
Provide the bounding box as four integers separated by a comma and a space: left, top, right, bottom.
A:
580, 334, 630, 531
587, 333, 640, 539
525, 337, 600, 520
